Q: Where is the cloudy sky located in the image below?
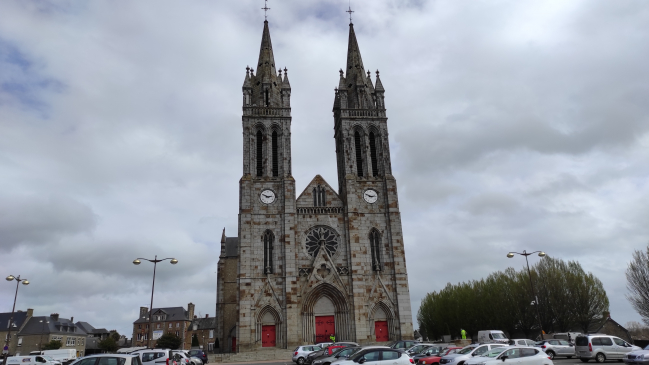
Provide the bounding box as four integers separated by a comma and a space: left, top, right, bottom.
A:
1, 0, 649, 338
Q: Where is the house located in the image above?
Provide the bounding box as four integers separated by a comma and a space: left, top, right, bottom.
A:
0, 309, 33, 356
132, 303, 194, 349
17, 314, 87, 357
186, 315, 217, 352
76, 322, 112, 355
588, 314, 633, 343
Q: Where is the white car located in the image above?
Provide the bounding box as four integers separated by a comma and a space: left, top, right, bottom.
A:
295, 345, 323, 365
466, 347, 552, 365
172, 352, 201, 365
61, 354, 142, 365
331, 348, 413, 365
440, 344, 506, 365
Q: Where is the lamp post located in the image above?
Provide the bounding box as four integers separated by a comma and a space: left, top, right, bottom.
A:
133, 256, 178, 348
39, 320, 50, 350
3, 275, 29, 365
507, 250, 546, 339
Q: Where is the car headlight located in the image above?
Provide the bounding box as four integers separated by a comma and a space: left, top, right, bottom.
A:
643, 355, 649, 360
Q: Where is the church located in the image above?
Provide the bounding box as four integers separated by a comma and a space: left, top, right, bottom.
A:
215, 16, 414, 352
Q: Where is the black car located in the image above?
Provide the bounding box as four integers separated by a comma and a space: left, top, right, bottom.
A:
187, 350, 207, 365
306, 343, 359, 365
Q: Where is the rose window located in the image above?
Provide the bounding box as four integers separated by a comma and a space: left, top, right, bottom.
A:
305, 226, 339, 258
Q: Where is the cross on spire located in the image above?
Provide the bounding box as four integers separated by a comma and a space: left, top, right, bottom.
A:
346, 5, 354, 24
262, 0, 270, 21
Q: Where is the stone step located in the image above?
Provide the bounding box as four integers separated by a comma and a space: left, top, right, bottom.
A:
209, 349, 293, 363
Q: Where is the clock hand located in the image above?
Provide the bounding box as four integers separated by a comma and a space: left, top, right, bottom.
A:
263, 194, 272, 198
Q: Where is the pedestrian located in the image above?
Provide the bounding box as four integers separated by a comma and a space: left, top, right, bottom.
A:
461, 329, 466, 340
329, 333, 336, 343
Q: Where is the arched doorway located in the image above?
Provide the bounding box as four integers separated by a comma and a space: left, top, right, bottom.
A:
256, 305, 283, 348
370, 302, 396, 343
302, 283, 352, 343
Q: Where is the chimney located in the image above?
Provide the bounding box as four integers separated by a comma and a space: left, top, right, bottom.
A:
71, 317, 74, 323
27, 309, 34, 317
194, 315, 197, 319
51, 313, 59, 322
140, 307, 149, 318
205, 314, 209, 318
187, 303, 195, 320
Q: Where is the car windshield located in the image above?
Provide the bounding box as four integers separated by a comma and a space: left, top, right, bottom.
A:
421, 347, 440, 355
482, 348, 507, 358
645, 345, 649, 351
492, 333, 506, 339
457, 347, 476, 355
43, 357, 55, 361
336, 348, 360, 357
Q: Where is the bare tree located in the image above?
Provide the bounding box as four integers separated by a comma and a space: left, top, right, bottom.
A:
626, 321, 649, 340
626, 246, 649, 325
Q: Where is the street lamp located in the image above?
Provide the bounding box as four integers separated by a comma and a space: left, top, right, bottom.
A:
507, 250, 546, 339
39, 320, 50, 350
3, 275, 29, 365
133, 256, 178, 348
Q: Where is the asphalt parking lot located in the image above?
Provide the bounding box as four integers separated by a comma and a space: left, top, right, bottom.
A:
214, 358, 628, 365
553, 358, 624, 364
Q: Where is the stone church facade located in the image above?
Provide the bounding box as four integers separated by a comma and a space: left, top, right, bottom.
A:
215, 19, 413, 352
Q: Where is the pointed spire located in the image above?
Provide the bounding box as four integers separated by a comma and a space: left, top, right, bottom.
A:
345, 23, 366, 89
374, 70, 384, 92
256, 21, 277, 82
242, 66, 251, 88
366, 69, 375, 93
282, 67, 291, 88
221, 228, 226, 244
338, 69, 346, 90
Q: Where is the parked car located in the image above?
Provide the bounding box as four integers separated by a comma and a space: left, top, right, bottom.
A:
575, 334, 640, 363
313, 346, 363, 365
177, 352, 201, 365
186, 350, 207, 365
464, 346, 552, 365
407, 345, 438, 356
534, 339, 575, 360
7, 356, 60, 365
172, 352, 201, 365
45, 355, 142, 365
294, 345, 323, 365
509, 339, 536, 347
440, 344, 506, 365
418, 347, 463, 365
330, 347, 413, 365
29, 350, 77, 365
136, 349, 181, 365
477, 331, 509, 345
412, 347, 445, 363
624, 344, 649, 365
307, 346, 347, 364
388, 341, 421, 351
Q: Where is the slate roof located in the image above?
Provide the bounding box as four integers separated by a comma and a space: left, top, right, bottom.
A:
0, 311, 29, 332
19, 316, 87, 336
133, 307, 190, 324
76, 322, 110, 336
191, 317, 217, 330
224, 237, 238, 257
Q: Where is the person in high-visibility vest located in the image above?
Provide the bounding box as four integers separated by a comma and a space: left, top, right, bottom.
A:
461, 329, 466, 340
329, 334, 336, 342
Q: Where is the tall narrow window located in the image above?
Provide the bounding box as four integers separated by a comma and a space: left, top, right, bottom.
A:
313, 187, 317, 206
370, 230, 382, 271
256, 130, 263, 177
263, 230, 274, 274
320, 185, 326, 206
313, 185, 326, 207
354, 131, 364, 177
265, 89, 269, 107
272, 131, 279, 177
369, 132, 379, 177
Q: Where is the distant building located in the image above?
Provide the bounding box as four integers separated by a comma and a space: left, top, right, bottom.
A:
76, 322, 111, 355
132, 303, 194, 349
0, 309, 33, 356
186, 315, 217, 352
588, 314, 633, 343
17, 314, 86, 357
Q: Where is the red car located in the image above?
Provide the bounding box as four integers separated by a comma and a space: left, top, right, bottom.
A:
418, 347, 463, 365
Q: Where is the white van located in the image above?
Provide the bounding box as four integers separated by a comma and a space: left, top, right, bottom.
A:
7, 356, 60, 365
29, 350, 76, 364
477, 330, 509, 344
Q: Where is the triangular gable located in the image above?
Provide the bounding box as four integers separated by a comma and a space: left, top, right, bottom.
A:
296, 175, 343, 208
152, 309, 168, 315
300, 243, 348, 297
367, 273, 395, 307
254, 276, 283, 310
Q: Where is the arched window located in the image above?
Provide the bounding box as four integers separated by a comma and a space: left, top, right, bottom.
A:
272, 131, 279, 177
354, 130, 364, 177
369, 131, 379, 177
256, 130, 264, 177
369, 229, 382, 271
263, 230, 274, 274
313, 185, 326, 207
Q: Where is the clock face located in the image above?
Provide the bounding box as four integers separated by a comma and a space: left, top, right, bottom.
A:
260, 189, 276, 204
363, 189, 378, 204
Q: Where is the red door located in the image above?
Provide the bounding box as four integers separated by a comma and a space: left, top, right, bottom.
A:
315, 315, 335, 342
262, 325, 276, 347
375, 321, 389, 342
232, 337, 237, 352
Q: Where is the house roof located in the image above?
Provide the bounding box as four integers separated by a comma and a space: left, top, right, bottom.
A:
0, 311, 29, 332
133, 307, 189, 324
224, 237, 238, 257
191, 317, 217, 330
19, 316, 87, 336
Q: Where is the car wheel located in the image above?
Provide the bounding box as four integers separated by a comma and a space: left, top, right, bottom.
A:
547, 352, 555, 360
580, 359, 590, 363
596, 353, 606, 363
298, 358, 305, 365
617, 360, 623, 363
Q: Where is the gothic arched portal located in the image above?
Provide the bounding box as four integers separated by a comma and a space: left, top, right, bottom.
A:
301, 283, 352, 343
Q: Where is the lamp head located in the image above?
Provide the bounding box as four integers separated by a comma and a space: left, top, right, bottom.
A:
538, 251, 546, 257
22, 280, 29, 285
506, 253, 514, 258
133, 259, 141, 265
6, 275, 15, 281
170, 259, 178, 265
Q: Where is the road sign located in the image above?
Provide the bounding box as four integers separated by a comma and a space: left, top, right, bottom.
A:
2, 345, 8, 354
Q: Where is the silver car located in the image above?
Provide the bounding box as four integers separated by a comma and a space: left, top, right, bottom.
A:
440, 344, 506, 365
294, 345, 323, 365
575, 334, 640, 363
535, 339, 575, 360
624, 345, 649, 365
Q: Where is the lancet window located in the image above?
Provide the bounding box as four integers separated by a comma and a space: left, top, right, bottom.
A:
263, 230, 274, 274
272, 130, 279, 177
354, 130, 364, 177
369, 131, 379, 177
313, 185, 326, 207
369, 229, 382, 271
256, 130, 264, 177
